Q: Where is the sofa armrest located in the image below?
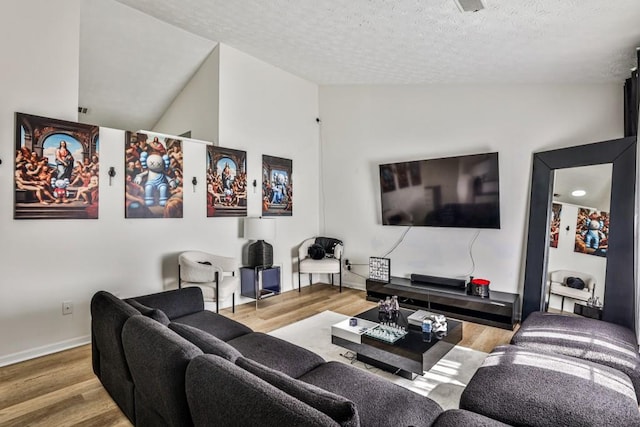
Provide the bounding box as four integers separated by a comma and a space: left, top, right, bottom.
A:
131, 287, 205, 320
333, 243, 343, 260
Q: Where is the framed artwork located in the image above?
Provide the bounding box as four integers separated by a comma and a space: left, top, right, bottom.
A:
409, 161, 422, 186
574, 207, 609, 257
262, 155, 292, 216
369, 257, 391, 282
549, 203, 562, 248
396, 162, 409, 188
124, 131, 183, 218
379, 164, 396, 192
206, 146, 247, 217
15, 113, 100, 219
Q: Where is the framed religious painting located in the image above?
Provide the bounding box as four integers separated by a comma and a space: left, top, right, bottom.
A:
262, 155, 292, 216
206, 146, 247, 217
549, 203, 562, 248
15, 113, 100, 219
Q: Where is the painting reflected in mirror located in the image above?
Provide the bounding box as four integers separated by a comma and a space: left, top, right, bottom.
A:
546, 164, 611, 313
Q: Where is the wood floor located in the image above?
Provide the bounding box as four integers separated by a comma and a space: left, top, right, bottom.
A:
0, 284, 516, 426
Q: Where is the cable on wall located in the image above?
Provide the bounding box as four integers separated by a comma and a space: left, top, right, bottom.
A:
460, 229, 481, 277
381, 226, 412, 258
317, 117, 327, 235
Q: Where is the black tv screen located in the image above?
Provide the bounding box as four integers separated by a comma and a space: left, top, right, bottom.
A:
379, 152, 500, 228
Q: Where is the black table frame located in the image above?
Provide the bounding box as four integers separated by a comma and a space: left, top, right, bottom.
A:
331, 307, 462, 380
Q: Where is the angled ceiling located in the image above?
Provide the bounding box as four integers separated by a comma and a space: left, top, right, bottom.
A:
80, 0, 640, 130
79, 0, 215, 131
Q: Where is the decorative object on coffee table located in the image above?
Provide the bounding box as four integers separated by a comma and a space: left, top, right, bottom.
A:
430, 314, 448, 333
377, 295, 400, 324
369, 257, 391, 282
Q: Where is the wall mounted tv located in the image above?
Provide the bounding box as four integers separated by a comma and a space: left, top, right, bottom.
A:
379, 152, 500, 228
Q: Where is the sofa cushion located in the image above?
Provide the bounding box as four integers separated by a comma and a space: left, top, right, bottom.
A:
236, 357, 359, 427
460, 345, 640, 427
299, 361, 442, 427
186, 355, 340, 427
511, 311, 640, 400
228, 332, 325, 378
432, 409, 511, 427
130, 287, 204, 319
126, 299, 170, 325
169, 322, 242, 362
122, 315, 202, 427
173, 310, 252, 342
90, 291, 139, 423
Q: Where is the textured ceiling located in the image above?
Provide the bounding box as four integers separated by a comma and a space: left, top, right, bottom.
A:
115, 0, 640, 84
80, 0, 640, 130
553, 164, 612, 211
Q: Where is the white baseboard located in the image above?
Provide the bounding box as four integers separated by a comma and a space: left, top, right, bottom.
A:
343, 280, 365, 291
0, 335, 90, 368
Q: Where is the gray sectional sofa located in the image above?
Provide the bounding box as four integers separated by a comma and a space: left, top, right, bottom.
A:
91, 287, 502, 426
460, 311, 640, 427
92, 288, 640, 426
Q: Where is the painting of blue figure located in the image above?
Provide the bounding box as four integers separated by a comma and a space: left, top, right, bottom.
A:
575, 207, 609, 257
124, 131, 183, 218
262, 155, 292, 217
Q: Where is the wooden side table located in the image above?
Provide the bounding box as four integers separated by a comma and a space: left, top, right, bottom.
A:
573, 301, 603, 320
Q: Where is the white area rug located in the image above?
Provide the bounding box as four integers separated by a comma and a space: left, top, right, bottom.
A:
269, 310, 488, 410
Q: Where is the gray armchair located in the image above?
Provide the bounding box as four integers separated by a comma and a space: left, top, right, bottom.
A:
178, 251, 238, 313
297, 237, 343, 292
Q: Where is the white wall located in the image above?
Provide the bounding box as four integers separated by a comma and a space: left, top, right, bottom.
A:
153, 46, 220, 141
218, 44, 321, 287
547, 202, 607, 310
319, 84, 623, 294
0, 21, 320, 365
1, 0, 86, 365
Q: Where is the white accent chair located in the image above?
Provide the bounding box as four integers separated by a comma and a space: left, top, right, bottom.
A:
298, 237, 343, 292
178, 251, 238, 313
547, 269, 596, 312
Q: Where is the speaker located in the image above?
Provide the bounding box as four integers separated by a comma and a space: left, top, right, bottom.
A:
410, 274, 466, 289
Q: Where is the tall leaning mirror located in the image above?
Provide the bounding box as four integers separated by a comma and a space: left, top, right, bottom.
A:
521, 136, 637, 331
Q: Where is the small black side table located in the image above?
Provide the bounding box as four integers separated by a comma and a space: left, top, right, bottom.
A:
240, 266, 281, 308
573, 301, 603, 320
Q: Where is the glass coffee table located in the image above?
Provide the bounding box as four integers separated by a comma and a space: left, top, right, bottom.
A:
331, 307, 463, 380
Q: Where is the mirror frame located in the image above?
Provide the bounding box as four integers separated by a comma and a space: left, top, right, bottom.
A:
522, 136, 637, 331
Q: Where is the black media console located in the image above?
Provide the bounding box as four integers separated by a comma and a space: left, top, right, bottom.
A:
366, 276, 520, 330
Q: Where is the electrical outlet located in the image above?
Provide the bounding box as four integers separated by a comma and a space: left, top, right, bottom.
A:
62, 301, 73, 315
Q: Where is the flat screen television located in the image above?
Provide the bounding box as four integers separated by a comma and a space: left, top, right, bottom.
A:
379, 152, 500, 228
